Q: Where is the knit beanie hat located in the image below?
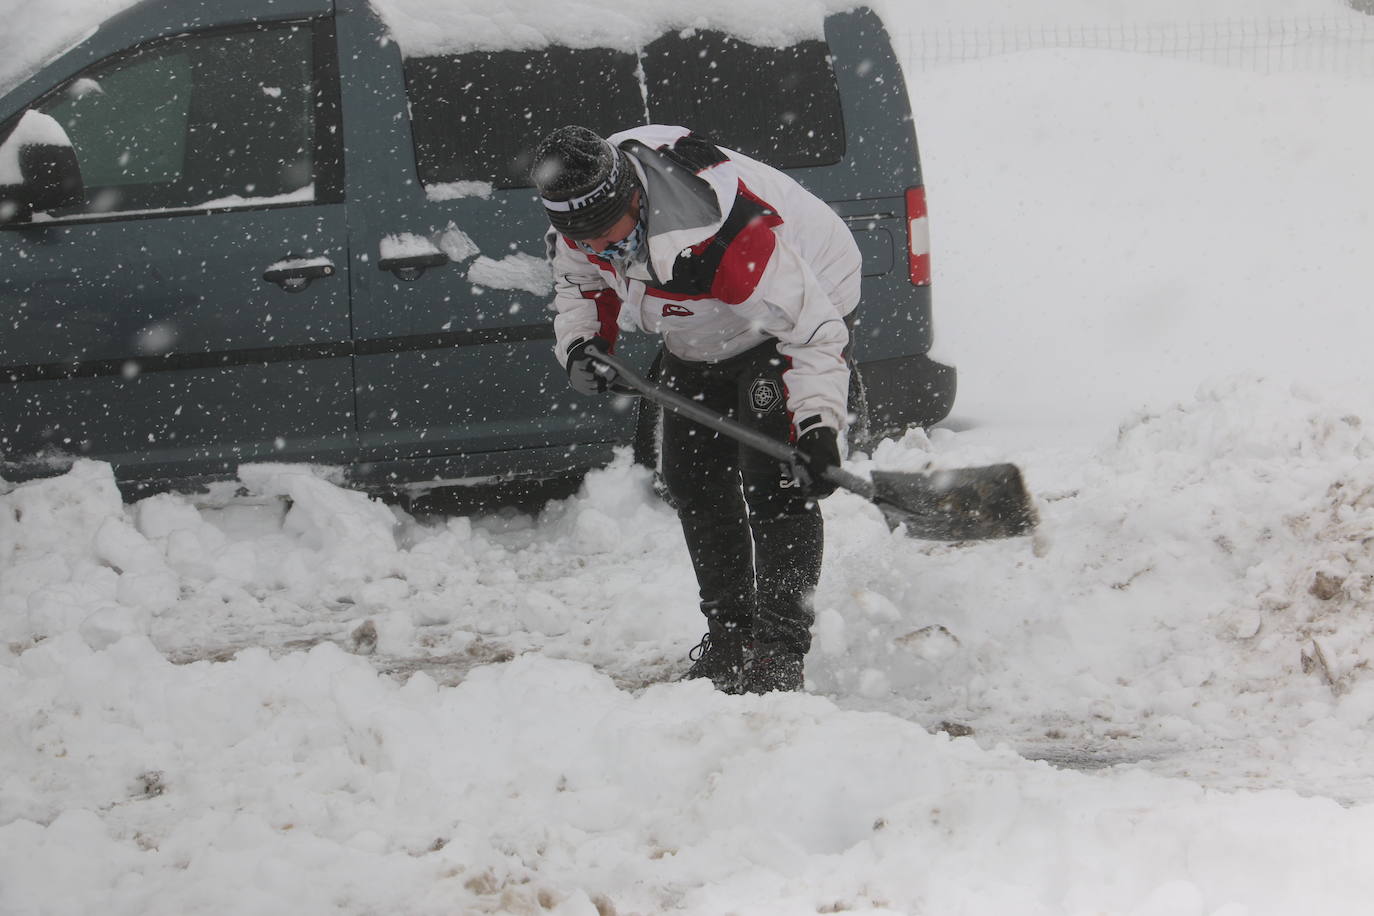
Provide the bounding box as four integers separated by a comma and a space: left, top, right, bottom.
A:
530, 125, 638, 240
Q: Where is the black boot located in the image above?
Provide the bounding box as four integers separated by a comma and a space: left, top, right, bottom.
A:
682, 621, 748, 693
741, 645, 804, 694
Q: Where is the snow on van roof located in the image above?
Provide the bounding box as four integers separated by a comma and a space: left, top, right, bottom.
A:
368, 0, 863, 56
0, 0, 865, 101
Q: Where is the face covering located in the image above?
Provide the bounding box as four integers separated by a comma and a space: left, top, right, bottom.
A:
577, 215, 646, 267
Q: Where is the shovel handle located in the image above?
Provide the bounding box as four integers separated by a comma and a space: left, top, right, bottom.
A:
588, 346, 1036, 540
588, 346, 870, 498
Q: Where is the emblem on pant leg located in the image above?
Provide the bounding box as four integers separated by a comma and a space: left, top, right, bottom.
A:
749, 378, 782, 414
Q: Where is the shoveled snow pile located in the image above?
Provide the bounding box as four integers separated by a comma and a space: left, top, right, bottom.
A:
4, 634, 1374, 916
0, 456, 705, 686
872, 377, 1374, 800
7, 372, 1374, 913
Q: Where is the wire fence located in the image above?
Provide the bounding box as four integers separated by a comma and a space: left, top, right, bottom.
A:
898, 16, 1374, 79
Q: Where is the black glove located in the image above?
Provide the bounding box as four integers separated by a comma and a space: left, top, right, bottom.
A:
796, 423, 841, 498
565, 336, 617, 395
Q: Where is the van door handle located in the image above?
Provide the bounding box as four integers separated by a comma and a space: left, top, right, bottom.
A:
378, 251, 449, 282
262, 257, 337, 293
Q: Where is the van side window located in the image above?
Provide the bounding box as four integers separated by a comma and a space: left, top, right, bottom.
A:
405, 47, 644, 190
403, 33, 844, 192
33, 21, 338, 218
643, 31, 845, 169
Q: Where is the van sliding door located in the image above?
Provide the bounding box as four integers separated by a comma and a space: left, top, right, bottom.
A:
337, 5, 657, 483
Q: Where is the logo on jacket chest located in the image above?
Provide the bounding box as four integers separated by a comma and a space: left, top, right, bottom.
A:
661, 303, 695, 318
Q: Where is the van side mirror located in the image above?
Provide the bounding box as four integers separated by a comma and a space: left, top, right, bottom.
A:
0, 110, 84, 225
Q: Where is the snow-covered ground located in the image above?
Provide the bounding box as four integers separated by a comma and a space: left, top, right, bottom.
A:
5, 0, 1374, 913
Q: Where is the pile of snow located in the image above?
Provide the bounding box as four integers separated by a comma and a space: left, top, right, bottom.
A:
7, 377, 1374, 910
1, 457, 698, 679
843, 377, 1374, 798
7, 430, 1374, 912
7, 635, 1374, 915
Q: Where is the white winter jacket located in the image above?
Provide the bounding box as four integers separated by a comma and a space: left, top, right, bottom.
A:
547, 125, 862, 435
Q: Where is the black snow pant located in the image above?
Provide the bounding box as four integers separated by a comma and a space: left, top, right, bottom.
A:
658, 340, 822, 656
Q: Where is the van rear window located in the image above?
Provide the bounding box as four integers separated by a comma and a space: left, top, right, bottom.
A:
404, 32, 845, 190
405, 47, 644, 190
643, 32, 843, 170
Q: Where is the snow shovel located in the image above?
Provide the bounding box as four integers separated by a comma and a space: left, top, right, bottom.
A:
587, 346, 1037, 542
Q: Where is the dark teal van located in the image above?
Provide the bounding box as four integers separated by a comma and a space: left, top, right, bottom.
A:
0, 0, 954, 496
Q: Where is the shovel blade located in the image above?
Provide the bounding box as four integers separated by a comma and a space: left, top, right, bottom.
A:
870, 463, 1037, 541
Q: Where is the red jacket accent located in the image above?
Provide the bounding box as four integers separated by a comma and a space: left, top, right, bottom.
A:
711, 212, 778, 305
583, 288, 622, 347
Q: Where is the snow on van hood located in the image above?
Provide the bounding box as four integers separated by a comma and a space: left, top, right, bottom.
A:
367, 0, 861, 56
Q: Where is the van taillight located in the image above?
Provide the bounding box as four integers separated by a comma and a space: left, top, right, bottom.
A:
905, 186, 931, 286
